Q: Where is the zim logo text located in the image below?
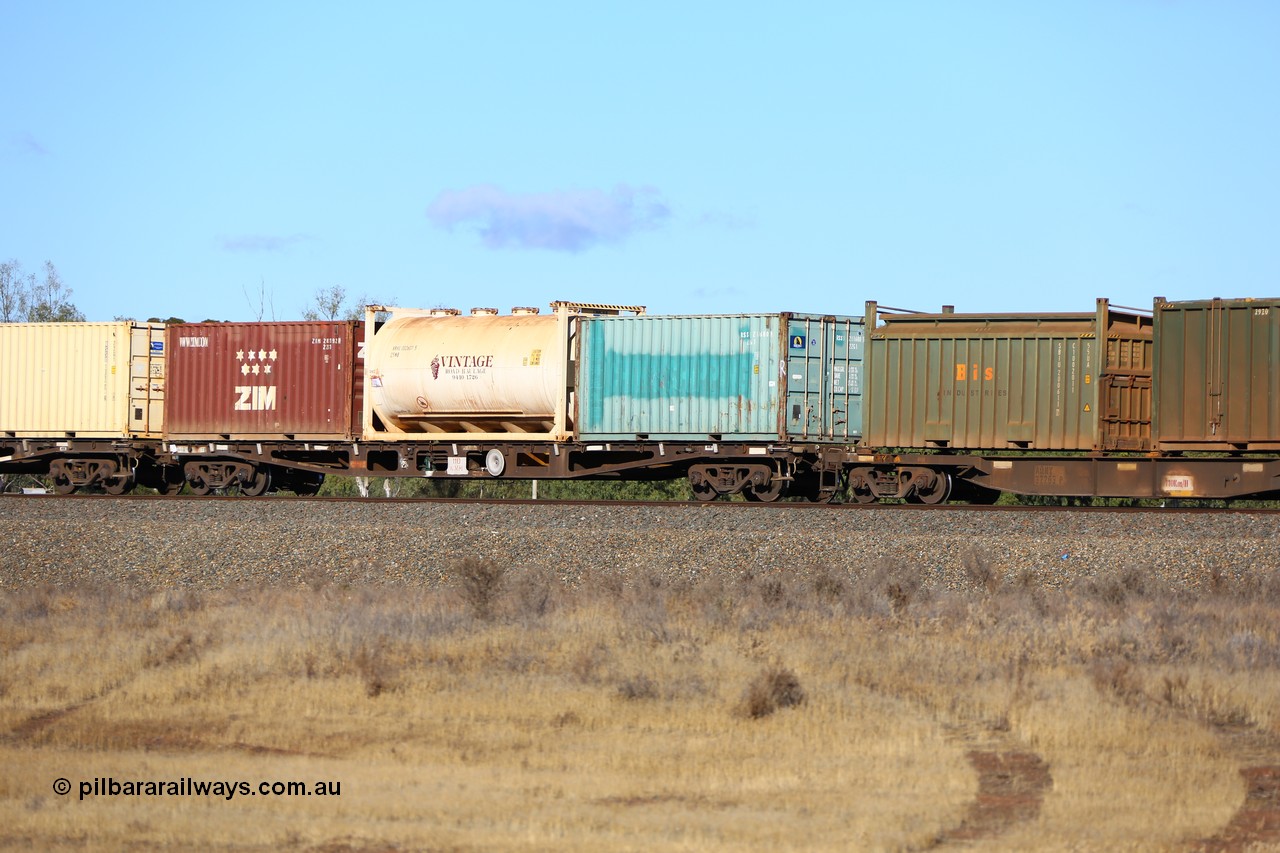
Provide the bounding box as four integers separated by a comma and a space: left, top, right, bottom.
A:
234, 386, 277, 411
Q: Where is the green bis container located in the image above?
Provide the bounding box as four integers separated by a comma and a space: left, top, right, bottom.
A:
1153, 296, 1280, 451
864, 299, 1153, 451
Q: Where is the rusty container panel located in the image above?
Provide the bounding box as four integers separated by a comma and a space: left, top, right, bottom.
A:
166, 321, 361, 439
577, 313, 863, 441
1154, 297, 1280, 450
865, 300, 1152, 451
0, 322, 166, 438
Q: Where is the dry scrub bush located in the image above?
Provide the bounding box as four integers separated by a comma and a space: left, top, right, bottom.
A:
738, 665, 806, 719
616, 673, 659, 701
961, 548, 1002, 595
506, 564, 562, 622
848, 560, 928, 619
451, 557, 508, 620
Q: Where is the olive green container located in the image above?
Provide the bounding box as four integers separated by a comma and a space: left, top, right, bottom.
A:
1153, 297, 1280, 451
864, 299, 1152, 451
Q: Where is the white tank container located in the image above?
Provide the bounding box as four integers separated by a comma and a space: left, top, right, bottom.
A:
366, 312, 565, 433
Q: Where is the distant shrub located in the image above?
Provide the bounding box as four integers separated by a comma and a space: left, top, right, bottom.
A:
811, 567, 847, 604
738, 666, 806, 719
452, 558, 509, 620
849, 561, 926, 618
508, 565, 561, 622
962, 549, 1001, 595
617, 673, 659, 701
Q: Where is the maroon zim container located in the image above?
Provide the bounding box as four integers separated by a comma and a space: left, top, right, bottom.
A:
166, 321, 362, 439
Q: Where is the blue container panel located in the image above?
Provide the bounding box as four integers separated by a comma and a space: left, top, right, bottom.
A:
784, 316, 863, 440
578, 315, 785, 440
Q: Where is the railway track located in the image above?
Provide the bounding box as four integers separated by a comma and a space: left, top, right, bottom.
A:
4, 492, 1279, 515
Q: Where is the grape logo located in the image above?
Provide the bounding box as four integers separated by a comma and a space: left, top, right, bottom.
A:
431, 354, 494, 380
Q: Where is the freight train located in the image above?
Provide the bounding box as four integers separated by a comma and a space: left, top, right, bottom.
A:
3, 296, 1280, 502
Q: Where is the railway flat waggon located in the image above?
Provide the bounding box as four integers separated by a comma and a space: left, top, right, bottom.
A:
163, 320, 363, 495
852, 297, 1280, 502
357, 303, 857, 501
0, 322, 167, 493
576, 311, 862, 500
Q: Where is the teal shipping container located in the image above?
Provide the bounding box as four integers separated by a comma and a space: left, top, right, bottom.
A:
576, 313, 863, 441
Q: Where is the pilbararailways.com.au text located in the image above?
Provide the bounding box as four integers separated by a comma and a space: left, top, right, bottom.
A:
57, 777, 341, 801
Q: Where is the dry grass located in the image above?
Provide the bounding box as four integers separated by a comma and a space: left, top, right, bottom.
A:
2, 557, 1279, 850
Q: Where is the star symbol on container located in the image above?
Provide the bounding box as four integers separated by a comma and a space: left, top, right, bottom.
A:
236, 350, 244, 361
258, 349, 267, 360
264, 364, 272, 374
241, 364, 250, 375
252, 364, 260, 375
269, 349, 278, 360
246, 350, 256, 360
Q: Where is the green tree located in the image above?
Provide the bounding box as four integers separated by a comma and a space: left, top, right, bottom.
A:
0, 259, 83, 322
302, 285, 393, 323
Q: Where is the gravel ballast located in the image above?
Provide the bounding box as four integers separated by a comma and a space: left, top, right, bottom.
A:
1, 497, 1276, 590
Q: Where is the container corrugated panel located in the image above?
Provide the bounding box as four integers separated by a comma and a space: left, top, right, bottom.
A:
865, 302, 1152, 451
166, 321, 360, 439
576, 313, 863, 441
1154, 297, 1280, 450
0, 322, 165, 437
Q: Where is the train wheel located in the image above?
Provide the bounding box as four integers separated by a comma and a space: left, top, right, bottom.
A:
908, 472, 952, 505
850, 484, 877, 504
690, 480, 720, 501
848, 469, 878, 504
188, 478, 213, 496
241, 466, 272, 497
688, 466, 719, 501
743, 480, 786, 502
52, 475, 77, 495
103, 476, 135, 495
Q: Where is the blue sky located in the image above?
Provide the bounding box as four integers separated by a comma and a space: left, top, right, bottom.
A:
3, 2, 1278, 322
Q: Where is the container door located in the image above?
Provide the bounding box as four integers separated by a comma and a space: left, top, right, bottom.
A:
1097, 302, 1153, 450
784, 316, 862, 440
1099, 340, 1152, 450
129, 325, 165, 436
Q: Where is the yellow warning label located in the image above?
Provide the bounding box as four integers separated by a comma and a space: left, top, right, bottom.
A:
1084, 374, 1092, 384
1084, 404, 1091, 412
